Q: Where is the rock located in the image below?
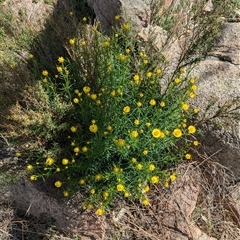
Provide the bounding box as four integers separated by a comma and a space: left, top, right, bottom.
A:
211, 23, 240, 65
189, 225, 217, 240
223, 182, 240, 227
0, 178, 106, 240
87, 0, 151, 32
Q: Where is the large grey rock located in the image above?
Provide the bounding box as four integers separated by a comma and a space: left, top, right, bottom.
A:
87, 0, 151, 32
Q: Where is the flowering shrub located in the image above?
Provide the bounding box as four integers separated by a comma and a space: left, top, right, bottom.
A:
14, 17, 199, 215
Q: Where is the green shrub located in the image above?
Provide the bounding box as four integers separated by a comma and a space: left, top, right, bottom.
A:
15, 18, 200, 215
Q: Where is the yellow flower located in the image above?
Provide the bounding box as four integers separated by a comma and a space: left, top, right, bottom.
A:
193, 140, 199, 146
82, 17, 87, 22
103, 41, 110, 47
57, 66, 63, 72
134, 119, 140, 125
143, 59, 148, 64
69, 38, 75, 45
107, 125, 112, 131
63, 191, 69, 197
182, 103, 189, 111
123, 106, 130, 113
190, 78, 195, 84
96, 208, 104, 216
74, 89, 79, 94
193, 108, 199, 114
164, 181, 169, 188
113, 166, 119, 173
29, 53, 34, 59
189, 92, 196, 98
87, 204, 93, 210
156, 68, 162, 74
188, 125, 196, 134
27, 165, 33, 171
73, 98, 79, 103
149, 99, 156, 106
62, 158, 69, 165
82, 146, 88, 152
185, 153, 191, 160
70, 126, 77, 133
89, 124, 98, 133
174, 78, 181, 84
133, 74, 140, 84
58, 56, 64, 63
55, 181, 62, 188
15, 151, 21, 157
137, 102, 142, 107
143, 149, 148, 155
74, 147, 80, 153
131, 130, 139, 138
143, 185, 150, 192
173, 128, 182, 138
119, 54, 126, 61
139, 92, 144, 98
125, 48, 130, 54
160, 101, 165, 107
90, 188, 95, 194
56, 167, 61, 172
146, 72, 153, 78
114, 15, 120, 20
116, 138, 125, 147
90, 94, 97, 100
149, 164, 155, 171
95, 174, 101, 181
191, 85, 198, 91
46, 157, 54, 166
81, 40, 86, 46
30, 175, 37, 181
103, 191, 109, 199
151, 176, 159, 184
170, 174, 177, 182
142, 199, 150, 206
123, 22, 130, 30
42, 70, 48, 76
117, 184, 124, 191
146, 122, 151, 127
111, 90, 116, 97
152, 128, 164, 138
124, 192, 130, 198
79, 179, 85, 185
180, 67, 185, 73
137, 163, 143, 170
83, 86, 91, 94
131, 158, 137, 163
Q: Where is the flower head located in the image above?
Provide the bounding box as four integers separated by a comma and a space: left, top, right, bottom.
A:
62, 158, 69, 165
116, 139, 125, 147
96, 208, 104, 216
149, 164, 155, 171
58, 56, 64, 63
69, 38, 75, 45
55, 180, 62, 188
152, 128, 164, 138
123, 106, 130, 114
149, 99, 156, 106
27, 165, 33, 171
131, 130, 139, 138
83, 86, 91, 94
173, 128, 182, 138
151, 176, 159, 184
188, 125, 196, 134
117, 183, 124, 191
46, 157, 54, 166
70, 126, 77, 133
89, 124, 98, 133
42, 70, 48, 76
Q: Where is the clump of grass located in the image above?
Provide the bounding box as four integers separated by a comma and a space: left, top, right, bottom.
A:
2, 0, 237, 215
9, 17, 199, 214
